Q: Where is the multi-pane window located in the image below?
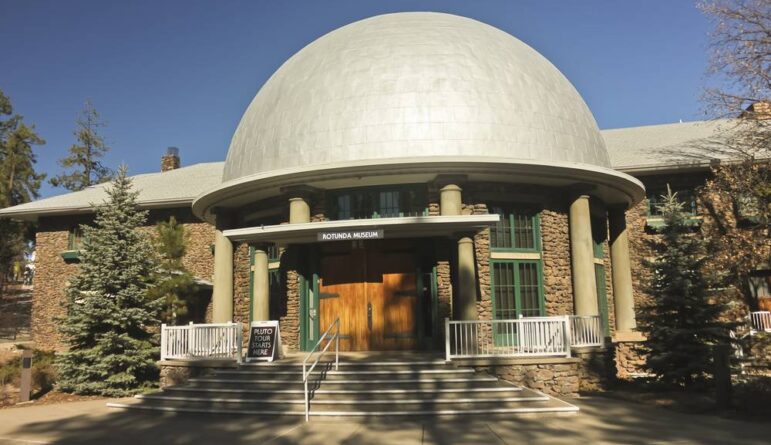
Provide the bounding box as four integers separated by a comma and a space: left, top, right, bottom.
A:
489, 205, 540, 251
327, 185, 427, 220
491, 261, 543, 320
647, 188, 697, 216
68, 227, 83, 250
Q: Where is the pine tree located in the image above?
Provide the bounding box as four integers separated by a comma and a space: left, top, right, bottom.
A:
56, 165, 161, 396
150, 216, 197, 325
50, 100, 112, 191
0, 90, 45, 292
639, 187, 735, 387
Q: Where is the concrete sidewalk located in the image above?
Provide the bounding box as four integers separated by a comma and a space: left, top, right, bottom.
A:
0, 396, 768, 444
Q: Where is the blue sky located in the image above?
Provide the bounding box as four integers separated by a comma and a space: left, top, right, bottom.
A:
1, 0, 715, 198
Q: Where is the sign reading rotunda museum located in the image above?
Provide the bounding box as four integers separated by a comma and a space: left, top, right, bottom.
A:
317, 230, 384, 242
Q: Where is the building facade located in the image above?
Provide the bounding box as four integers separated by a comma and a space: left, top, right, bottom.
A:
1, 12, 761, 392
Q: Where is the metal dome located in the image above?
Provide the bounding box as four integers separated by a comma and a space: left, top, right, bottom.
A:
222, 12, 611, 183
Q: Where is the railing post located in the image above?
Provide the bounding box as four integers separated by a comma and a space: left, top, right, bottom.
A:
304, 374, 309, 422
160, 324, 167, 361
444, 318, 451, 361
335, 318, 339, 371
563, 315, 572, 358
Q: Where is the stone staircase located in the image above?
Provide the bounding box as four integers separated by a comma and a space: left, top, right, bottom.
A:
107, 355, 578, 418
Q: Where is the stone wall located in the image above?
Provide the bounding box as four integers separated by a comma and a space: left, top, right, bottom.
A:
574, 347, 613, 391
32, 215, 216, 351
614, 340, 648, 378
540, 207, 574, 316
32, 228, 78, 351
280, 247, 301, 352
232, 242, 251, 344
159, 361, 236, 387
476, 361, 580, 397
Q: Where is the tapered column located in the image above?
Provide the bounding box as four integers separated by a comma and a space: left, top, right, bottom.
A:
440, 184, 462, 216
569, 195, 599, 316
289, 197, 310, 224
252, 247, 270, 321
456, 236, 478, 320
212, 229, 234, 323
609, 206, 637, 332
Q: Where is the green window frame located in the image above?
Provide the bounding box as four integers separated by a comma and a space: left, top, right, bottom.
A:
490, 259, 545, 345
490, 260, 545, 319
67, 226, 83, 251
594, 263, 610, 337
326, 185, 428, 221
647, 188, 698, 217
489, 205, 541, 252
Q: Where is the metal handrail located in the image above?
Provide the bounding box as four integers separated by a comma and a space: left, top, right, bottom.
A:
302, 317, 339, 421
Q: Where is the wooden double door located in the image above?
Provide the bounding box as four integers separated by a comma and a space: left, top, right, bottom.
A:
318, 244, 418, 351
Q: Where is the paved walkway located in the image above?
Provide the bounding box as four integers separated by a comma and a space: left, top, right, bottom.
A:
0, 396, 768, 444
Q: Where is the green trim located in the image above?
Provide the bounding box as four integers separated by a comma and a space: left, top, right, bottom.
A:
248, 246, 255, 323
490, 208, 542, 253
595, 263, 610, 336
326, 183, 428, 220
59, 250, 81, 263
490, 259, 545, 345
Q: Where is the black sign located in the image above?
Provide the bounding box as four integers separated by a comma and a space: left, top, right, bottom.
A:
317, 230, 384, 242
247, 324, 278, 360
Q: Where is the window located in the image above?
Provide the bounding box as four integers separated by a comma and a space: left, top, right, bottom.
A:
68, 226, 83, 251
491, 260, 544, 320
749, 270, 771, 299
489, 205, 540, 251
327, 185, 427, 220
647, 188, 697, 216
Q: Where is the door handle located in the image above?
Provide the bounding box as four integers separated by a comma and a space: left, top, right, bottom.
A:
367, 303, 372, 331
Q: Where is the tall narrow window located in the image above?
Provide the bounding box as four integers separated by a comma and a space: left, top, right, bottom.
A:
491, 260, 544, 320
489, 205, 540, 251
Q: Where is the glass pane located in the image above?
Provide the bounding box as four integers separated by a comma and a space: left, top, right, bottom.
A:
518, 262, 541, 317
337, 195, 351, 220
379, 191, 400, 217
490, 207, 512, 249
492, 262, 517, 320
512, 211, 535, 250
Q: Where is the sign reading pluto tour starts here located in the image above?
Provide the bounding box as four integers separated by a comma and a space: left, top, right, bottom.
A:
246, 321, 281, 362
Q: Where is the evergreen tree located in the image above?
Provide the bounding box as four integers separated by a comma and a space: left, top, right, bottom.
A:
50, 100, 112, 191
150, 216, 197, 325
0, 90, 45, 292
639, 187, 735, 387
56, 165, 161, 396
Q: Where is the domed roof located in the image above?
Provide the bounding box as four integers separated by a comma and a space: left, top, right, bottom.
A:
222, 12, 610, 183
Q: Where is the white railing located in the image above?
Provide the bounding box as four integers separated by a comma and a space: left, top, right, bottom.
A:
302, 317, 339, 422
445, 316, 571, 360
750, 311, 771, 332
160, 322, 243, 362
569, 315, 605, 347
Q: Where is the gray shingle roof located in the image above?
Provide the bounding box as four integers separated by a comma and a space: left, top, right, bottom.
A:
601, 119, 737, 172
0, 119, 744, 220
0, 162, 224, 220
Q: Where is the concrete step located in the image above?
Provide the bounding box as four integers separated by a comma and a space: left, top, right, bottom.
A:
164, 384, 524, 396
111, 398, 577, 417
209, 368, 478, 380
186, 376, 501, 390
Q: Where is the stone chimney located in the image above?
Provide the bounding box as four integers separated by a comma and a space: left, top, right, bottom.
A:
161, 146, 180, 172
741, 101, 771, 120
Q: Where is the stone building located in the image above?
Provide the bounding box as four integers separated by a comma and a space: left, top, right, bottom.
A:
0, 12, 764, 393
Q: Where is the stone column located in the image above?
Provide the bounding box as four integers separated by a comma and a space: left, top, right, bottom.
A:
456, 236, 478, 320
440, 184, 462, 216
212, 229, 234, 323
289, 197, 310, 224
252, 246, 270, 321
609, 206, 637, 332
569, 195, 599, 316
